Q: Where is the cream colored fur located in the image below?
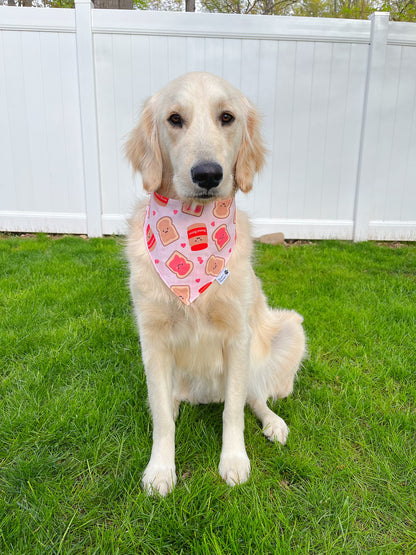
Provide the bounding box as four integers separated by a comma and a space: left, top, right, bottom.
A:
126, 72, 306, 496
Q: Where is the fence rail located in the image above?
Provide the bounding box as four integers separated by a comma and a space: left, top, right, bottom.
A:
1, 4, 415, 240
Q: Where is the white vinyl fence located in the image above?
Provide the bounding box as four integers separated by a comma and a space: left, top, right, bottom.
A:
1, 4, 415, 240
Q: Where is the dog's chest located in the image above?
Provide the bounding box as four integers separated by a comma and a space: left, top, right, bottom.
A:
170, 296, 240, 376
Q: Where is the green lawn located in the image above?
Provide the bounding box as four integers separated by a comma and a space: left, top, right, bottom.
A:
1, 234, 415, 553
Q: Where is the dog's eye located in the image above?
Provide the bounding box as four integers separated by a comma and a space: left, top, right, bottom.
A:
221, 112, 234, 125
168, 113, 183, 128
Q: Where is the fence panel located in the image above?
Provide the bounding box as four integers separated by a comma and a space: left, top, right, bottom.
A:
367, 42, 416, 239
0, 9, 87, 233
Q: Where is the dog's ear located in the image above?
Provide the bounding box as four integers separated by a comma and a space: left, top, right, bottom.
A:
125, 98, 162, 193
235, 102, 266, 193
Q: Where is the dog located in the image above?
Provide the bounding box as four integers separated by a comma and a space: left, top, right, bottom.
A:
125, 72, 306, 496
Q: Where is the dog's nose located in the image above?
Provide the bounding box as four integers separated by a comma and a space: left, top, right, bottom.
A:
191, 162, 223, 191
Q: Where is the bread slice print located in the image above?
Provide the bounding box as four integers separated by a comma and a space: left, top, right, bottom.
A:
205, 255, 225, 277
156, 216, 179, 246
171, 285, 191, 305
166, 251, 194, 279
212, 224, 230, 251
213, 199, 232, 219
182, 201, 204, 217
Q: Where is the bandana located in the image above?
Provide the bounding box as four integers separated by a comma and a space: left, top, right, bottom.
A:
144, 192, 236, 305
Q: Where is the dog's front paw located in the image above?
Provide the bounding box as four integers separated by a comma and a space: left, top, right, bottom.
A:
142, 462, 177, 497
262, 414, 289, 445
219, 452, 251, 486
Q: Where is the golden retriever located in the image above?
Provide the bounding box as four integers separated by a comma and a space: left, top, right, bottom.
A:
125, 72, 306, 496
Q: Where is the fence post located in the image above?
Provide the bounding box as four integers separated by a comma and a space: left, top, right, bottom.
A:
75, 0, 102, 237
353, 12, 390, 242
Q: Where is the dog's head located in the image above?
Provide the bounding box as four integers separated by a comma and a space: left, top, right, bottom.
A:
125, 72, 266, 201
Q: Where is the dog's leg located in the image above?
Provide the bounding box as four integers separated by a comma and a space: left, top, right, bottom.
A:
141, 345, 176, 496
248, 309, 306, 445
219, 334, 251, 486
248, 397, 289, 445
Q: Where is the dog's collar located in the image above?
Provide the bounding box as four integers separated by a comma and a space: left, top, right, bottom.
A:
143, 192, 236, 305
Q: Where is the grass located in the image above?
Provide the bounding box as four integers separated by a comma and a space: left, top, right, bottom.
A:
0, 233, 415, 553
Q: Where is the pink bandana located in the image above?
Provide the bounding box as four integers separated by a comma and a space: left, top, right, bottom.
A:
144, 192, 236, 305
